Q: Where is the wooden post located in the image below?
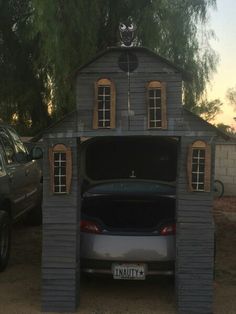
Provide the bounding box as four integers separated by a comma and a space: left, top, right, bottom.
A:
176, 136, 215, 314
42, 137, 80, 312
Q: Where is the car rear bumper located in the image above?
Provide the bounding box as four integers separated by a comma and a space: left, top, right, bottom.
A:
81, 259, 175, 276
80, 232, 175, 275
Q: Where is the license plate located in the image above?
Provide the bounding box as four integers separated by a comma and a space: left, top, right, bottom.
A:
112, 263, 146, 280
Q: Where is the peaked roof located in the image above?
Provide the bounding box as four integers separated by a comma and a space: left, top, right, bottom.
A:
31, 108, 229, 142
183, 108, 229, 139
30, 110, 77, 142
72, 46, 192, 81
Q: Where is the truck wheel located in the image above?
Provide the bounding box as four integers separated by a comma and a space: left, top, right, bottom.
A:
0, 211, 11, 272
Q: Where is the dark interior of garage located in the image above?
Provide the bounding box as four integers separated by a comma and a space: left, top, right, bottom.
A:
84, 136, 179, 182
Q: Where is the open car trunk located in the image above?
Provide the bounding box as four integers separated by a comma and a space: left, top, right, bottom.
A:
82, 136, 178, 184
81, 136, 178, 232
82, 196, 175, 232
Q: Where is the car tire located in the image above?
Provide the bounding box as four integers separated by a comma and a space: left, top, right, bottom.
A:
0, 211, 11, 272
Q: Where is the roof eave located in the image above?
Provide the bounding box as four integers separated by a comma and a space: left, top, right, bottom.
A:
183, 108, 230, 140
70, 46, 192, 81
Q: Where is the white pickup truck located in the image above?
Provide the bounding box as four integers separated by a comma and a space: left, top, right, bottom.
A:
0, 123, 42, 271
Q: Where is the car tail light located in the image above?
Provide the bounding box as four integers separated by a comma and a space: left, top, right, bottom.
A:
80, 220, 102, 234
160, 223, 176, 236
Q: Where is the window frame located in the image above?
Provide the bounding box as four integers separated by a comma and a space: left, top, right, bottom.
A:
93, 78, 116, 129
147, 81, 167, 129
187, 140, 211, 192
49, 144, 72, 194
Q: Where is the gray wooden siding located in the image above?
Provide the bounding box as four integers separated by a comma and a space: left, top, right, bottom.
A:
76, 49, 183, 134
79, 50, 178, 74
176, 136, 215, 314
43, 50, 219, 139
76, 73, 185, 134
44, 111, 77, 137
42, 104, 219, 138
72, 50, 218, 138
42, 137, 80, 312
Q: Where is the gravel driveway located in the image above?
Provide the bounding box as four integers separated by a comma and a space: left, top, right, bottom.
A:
0, 197, 235, 314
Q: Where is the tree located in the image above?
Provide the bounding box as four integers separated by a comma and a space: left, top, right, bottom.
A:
216, 123, 236, 135
226, 86, 236, 111
136, 0, 218, 110
0, 0, 218, 134
192, 99, 222, 122
29, 0, 103, 119
0, 0, 51, 134
31, 0, 218, 117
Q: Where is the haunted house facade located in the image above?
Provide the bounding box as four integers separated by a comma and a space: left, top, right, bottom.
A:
41, 45, 222, 313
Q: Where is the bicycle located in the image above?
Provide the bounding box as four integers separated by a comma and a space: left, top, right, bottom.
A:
213, 179, 224, 198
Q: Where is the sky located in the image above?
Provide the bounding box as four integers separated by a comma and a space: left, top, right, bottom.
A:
207, 0, 236, 128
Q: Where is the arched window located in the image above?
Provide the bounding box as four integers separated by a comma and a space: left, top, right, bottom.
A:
187, 140, 211, 192
49, 144, 72, 194
93, 78, 116, 129
147, 81, 167, 129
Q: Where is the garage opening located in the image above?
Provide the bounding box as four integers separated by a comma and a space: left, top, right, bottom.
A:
81, 136, 179, 233
84, 136, 178, 182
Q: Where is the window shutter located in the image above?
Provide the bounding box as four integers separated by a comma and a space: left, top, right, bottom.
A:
161, 82, 167, 129
66, 146, 72, 194
49, 146, 54, 193
187, 144, 193, 192
110, 82, 116, 129
204, 144, 211, 192
93, 81, 99, 129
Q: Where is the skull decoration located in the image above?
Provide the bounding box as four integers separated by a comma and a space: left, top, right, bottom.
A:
119, 22, 137, 47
